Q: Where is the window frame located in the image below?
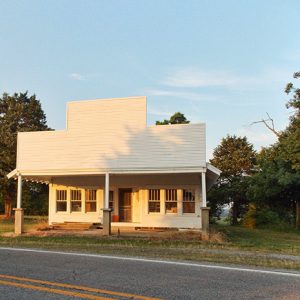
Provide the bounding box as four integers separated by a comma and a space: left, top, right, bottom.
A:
85, 189, 97, 213
56, 189, 67, 213
182, 189, 196, 214
148, 189, 161, 214
109, 190, 114, 211
165, 189, 178, 214
70, 189, 82, 213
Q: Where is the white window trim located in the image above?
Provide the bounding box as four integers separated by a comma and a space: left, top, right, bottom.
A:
55, 189, 68, 213
147, 189, 161, 214
85, 189, 98, 213
165, 188, 178, 215
70, 189, 83, 213
182, 189, 196, 215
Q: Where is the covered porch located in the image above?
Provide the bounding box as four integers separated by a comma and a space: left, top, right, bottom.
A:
8, 165, 220, 236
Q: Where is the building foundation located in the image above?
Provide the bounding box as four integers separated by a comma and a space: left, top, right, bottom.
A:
14, 208, 24, 235
201, 207, 210, 240
102, 208, 112, 235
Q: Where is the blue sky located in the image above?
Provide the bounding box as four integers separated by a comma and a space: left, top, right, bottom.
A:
1, 0, 300, 157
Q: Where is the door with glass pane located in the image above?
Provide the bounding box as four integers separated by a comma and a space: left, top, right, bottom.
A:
119, 189, 132, 222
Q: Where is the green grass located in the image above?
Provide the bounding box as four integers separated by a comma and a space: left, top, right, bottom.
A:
0, 216, 48, 234
214, 224, 300, 255
0, 217, 299, 270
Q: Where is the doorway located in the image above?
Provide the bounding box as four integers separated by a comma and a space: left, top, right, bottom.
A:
118, 188, 132, 222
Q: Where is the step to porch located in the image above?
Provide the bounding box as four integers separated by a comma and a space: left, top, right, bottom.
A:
51, 222, 98, 231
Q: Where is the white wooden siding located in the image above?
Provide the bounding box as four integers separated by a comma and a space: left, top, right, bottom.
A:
48, 174, 204, 228
16, 97, 206, 172
66, 96, 147, 131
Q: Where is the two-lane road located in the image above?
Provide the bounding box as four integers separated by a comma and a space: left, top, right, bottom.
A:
0, 247, 299, 299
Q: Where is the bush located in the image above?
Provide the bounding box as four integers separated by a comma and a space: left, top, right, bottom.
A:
243, 205, 286, 229
255, 209, 281, 227
243, 203, 256, 229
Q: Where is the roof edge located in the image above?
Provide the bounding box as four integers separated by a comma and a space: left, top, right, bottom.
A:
206, 163, 221, 176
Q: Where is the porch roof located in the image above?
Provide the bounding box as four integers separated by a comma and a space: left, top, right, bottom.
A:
7, 163, 221, 187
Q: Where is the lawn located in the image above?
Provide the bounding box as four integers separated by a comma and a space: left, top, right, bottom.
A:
214, 224, 300, 254
0, 216, 48, 234
0, 217, 299, 270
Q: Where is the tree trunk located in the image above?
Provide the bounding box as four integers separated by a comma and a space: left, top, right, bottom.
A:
296, 199, 300, 229
4, 196, 12, 219
231, 202, 238, 225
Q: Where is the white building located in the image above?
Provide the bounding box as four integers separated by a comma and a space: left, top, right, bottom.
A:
8, 96, 220, 233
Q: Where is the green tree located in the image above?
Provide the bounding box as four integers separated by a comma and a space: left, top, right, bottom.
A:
156, 112, 190, 125
0, 92, 49, 217
208, 135, 256, 225
248, 71, 300, 228
247, 147, 300, 226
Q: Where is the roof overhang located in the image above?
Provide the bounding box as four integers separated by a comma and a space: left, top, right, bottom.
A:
206, 163, 221, 176
7, 164, 221, 187
7, 166, 208, 179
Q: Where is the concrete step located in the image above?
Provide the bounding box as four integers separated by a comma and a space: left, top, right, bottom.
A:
51, 222, 95, 231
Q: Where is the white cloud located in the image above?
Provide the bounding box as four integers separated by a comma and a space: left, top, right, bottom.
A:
145, 88, 220, 102
69, 73, 85, 81
163, 68, 238, 88
161, 67, 292, 90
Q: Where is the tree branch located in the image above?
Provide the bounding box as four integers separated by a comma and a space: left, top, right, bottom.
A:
251, 113, 281, 138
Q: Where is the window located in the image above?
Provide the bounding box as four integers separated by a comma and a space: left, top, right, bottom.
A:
85, 189, 97, 212
71, 190, 82, 212
56, 190, 67, 212
183, 189, 195, 213
165, 189, 177, 213
109, 191, 114, 211
148, 189, 160, 213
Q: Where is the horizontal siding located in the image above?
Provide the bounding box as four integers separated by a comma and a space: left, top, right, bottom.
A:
67, 96, 147, 131
17, 97, 206, 172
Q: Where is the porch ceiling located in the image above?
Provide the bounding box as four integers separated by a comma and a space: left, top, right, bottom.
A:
7, 164, 220, 188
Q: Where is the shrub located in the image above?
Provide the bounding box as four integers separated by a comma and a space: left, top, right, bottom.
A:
255, 209, 281, 227
244, 205, 285, 229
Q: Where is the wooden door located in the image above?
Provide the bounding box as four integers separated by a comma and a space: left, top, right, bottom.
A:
119, 189, 132, 222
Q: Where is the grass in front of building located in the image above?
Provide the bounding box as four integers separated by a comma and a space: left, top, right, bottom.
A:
0, 216, 48, 234
0, 216, 299, 270
215, 223, 300, 254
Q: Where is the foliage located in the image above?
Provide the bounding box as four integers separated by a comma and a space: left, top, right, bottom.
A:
285, 71, 300, 112
208, 135, 256, 225
254, 209, 282, 227
0, 92, 49, 216
247, 71, 300, 228
243, 203, 257, 229
156, 112, 190, 125
243, 204, 284, 229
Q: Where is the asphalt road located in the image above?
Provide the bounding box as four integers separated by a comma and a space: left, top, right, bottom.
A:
0, 247, 299, 300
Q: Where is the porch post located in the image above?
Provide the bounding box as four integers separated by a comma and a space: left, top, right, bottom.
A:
14, 174, 24, 235
102, 172, 112, 235
104, 172, 109, 209
201, 172, 207, 207
201, 171, 210, 240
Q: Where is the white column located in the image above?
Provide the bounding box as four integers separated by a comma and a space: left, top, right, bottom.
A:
177, 189, 183, 215
104, 173, 110, 209
17, 174, 22, 209
201, 172, 207, 207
